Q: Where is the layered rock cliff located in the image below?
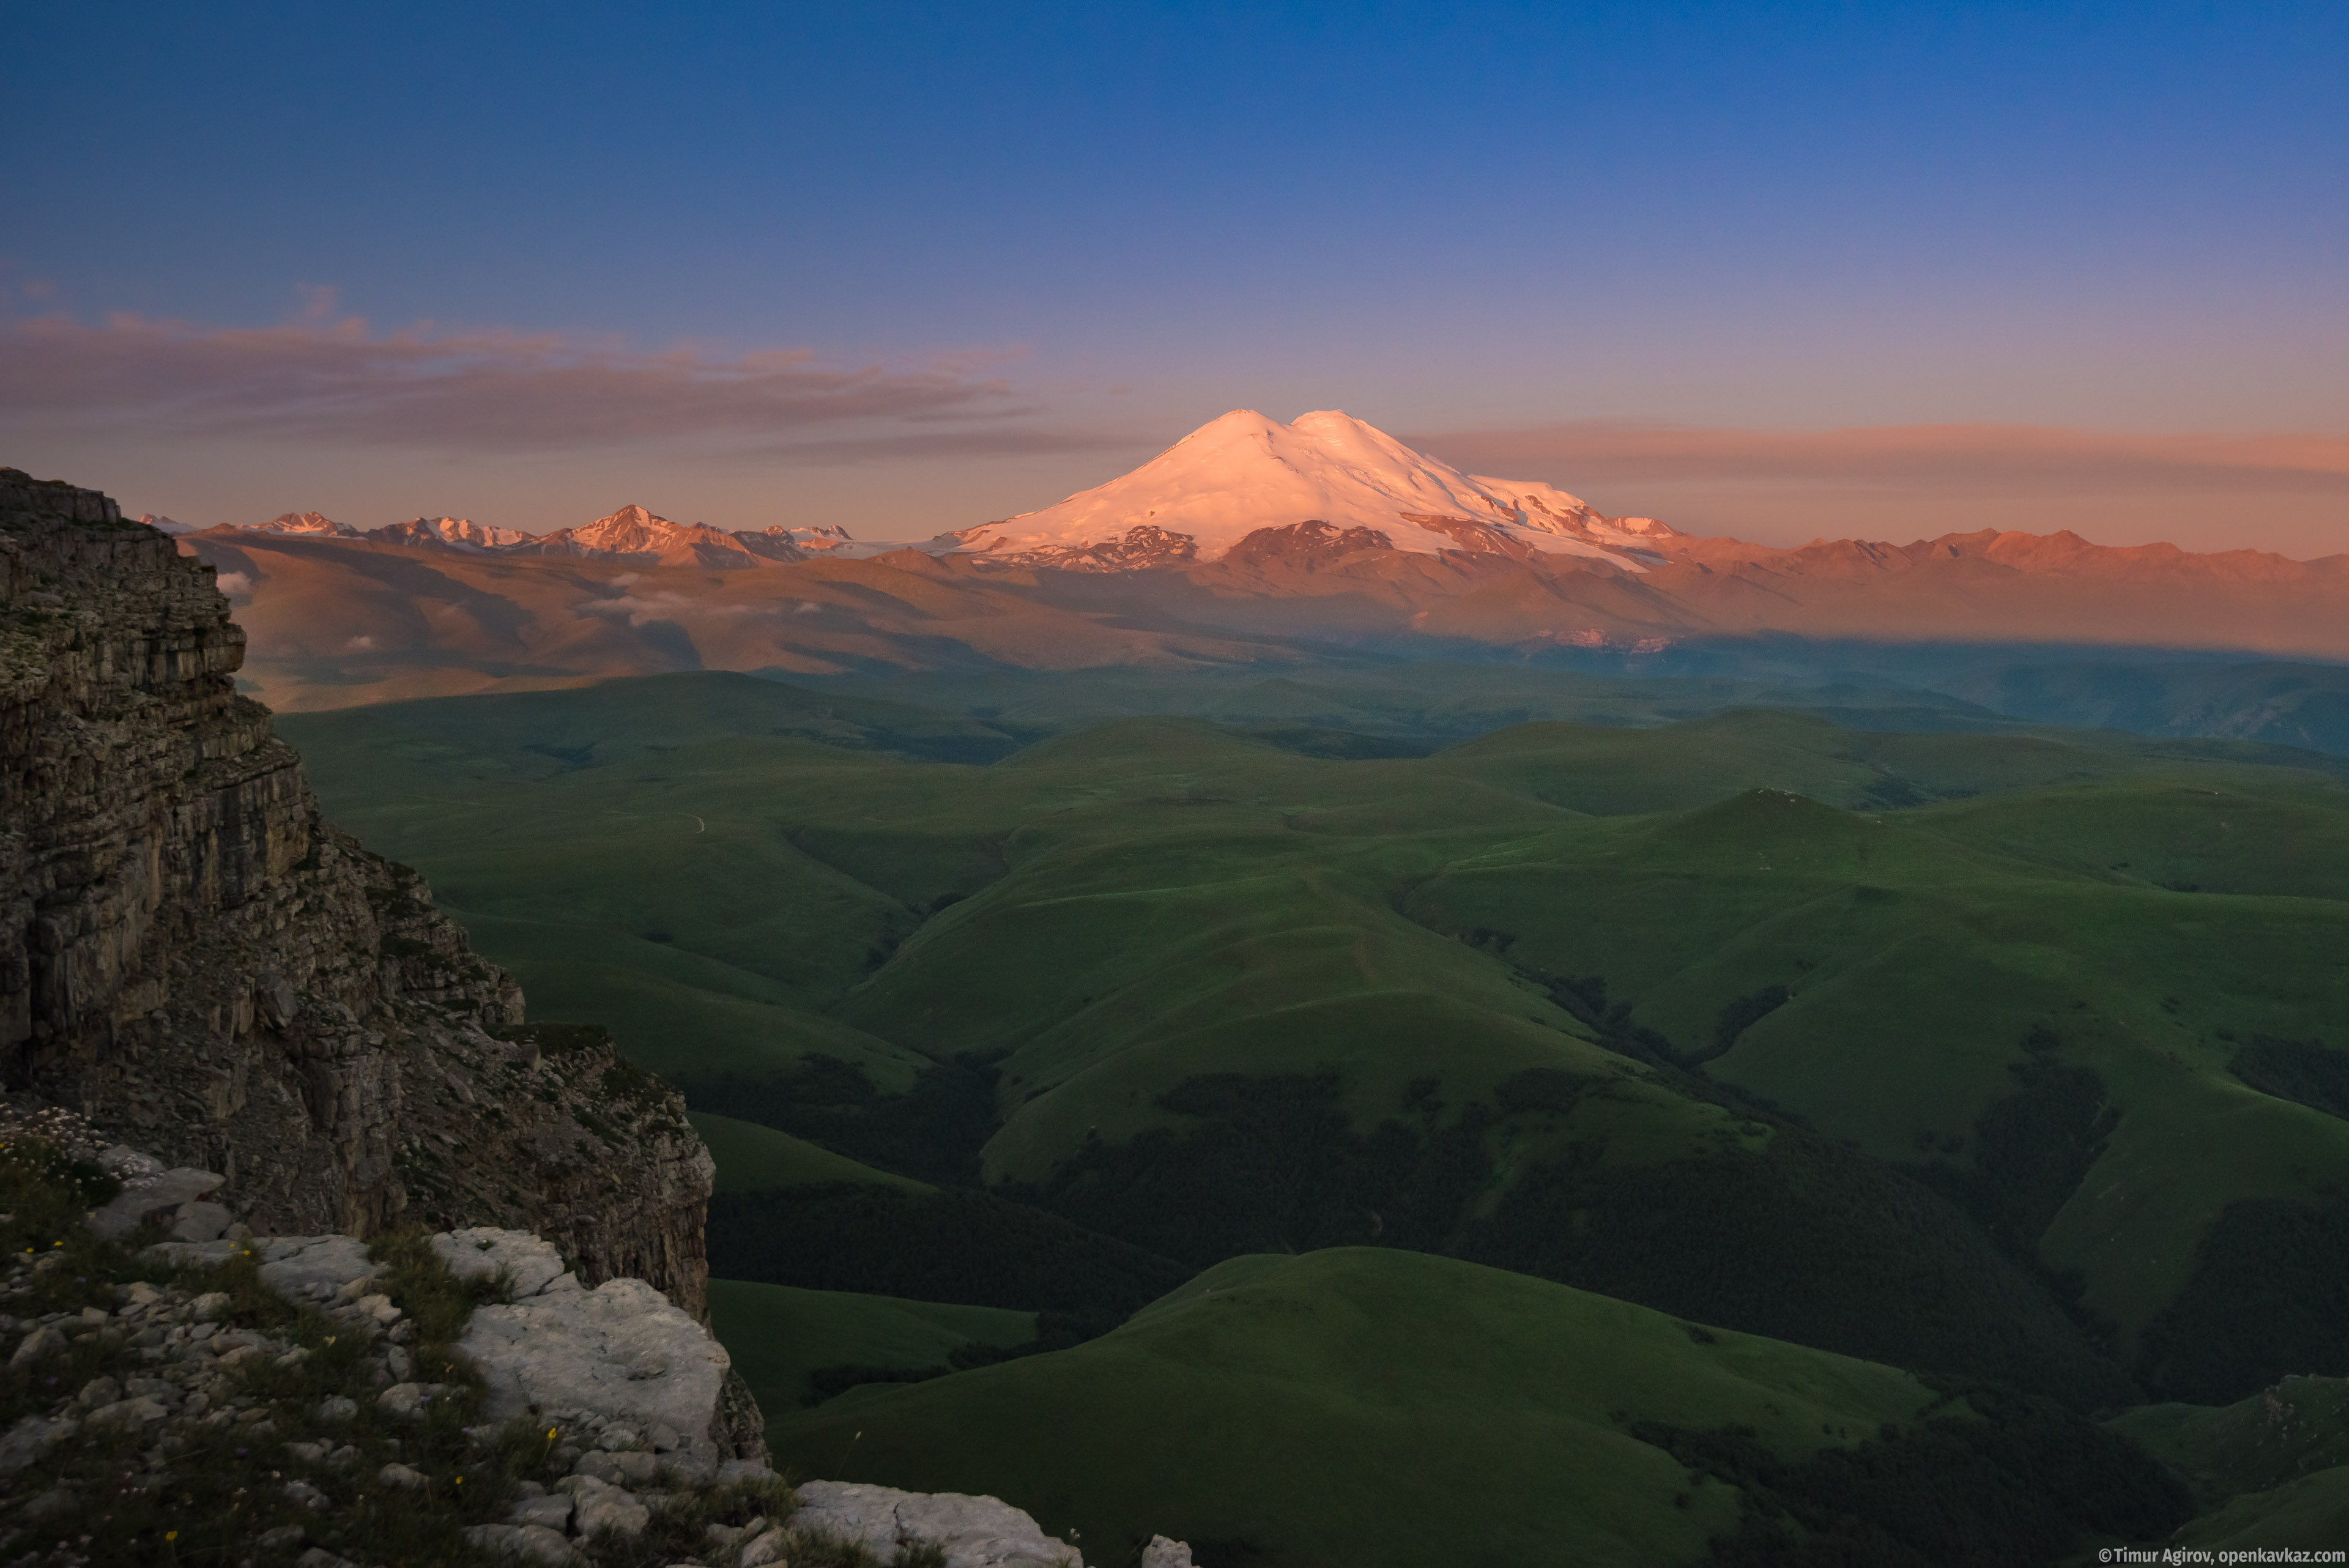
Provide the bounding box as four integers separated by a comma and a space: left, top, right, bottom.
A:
0, 469, 713, 1316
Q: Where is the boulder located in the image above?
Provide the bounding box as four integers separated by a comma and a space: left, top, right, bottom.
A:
738, 1527, 789, 1567
84, 1397, 166, 1431
557, 1474, 649, 1537
87, 1166, 225, 1241
461, 1263, 729, 1468
507, 1492, 575, 1532
462, 1524, 577, 1564
792, 1480, 1085, 1568
576, 1449, 659, 1487
432, 1227, 569, 1299
0, 1415, 72, 1475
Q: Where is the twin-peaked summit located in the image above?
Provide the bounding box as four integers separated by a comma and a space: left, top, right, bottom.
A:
944, 409, 1679, 570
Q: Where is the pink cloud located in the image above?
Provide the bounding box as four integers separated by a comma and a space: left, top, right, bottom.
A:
0, 311, 1116, 461
1408, 420, 2349, 499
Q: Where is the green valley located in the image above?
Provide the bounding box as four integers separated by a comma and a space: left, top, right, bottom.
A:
280, 666, 2349, 1565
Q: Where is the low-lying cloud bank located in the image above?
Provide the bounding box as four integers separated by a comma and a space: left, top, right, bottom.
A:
0, 311, 1121, 462
1411, 420, 2349, 500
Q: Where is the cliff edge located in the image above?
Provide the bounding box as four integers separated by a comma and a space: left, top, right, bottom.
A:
0, 469, 714, 1317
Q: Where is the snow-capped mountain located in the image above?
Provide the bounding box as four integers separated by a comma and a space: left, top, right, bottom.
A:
136, 513, 199, 535
933, 409, 1679, 571
529, 503, 723, 557
206, 503, 807, 567
753, 524, 904, 560
371, 516, 535, 551
510, 505, 805, 567
248, 511, 362, 538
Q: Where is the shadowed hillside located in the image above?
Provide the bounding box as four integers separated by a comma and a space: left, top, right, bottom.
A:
284, 673, 2349, 1427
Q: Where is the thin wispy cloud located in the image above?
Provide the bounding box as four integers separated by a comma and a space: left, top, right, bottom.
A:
0, 307, 1118, 461
759, 428, 1146, 462
1411, 421, 2349, 499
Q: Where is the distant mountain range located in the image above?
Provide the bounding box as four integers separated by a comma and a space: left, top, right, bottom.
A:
168, 409, 2349, 726
220, 502, 838, 567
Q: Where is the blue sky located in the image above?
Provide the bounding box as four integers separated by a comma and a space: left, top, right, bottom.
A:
4, 1, 2344, 550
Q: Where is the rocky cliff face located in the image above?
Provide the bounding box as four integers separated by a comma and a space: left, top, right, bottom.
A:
0, 470, 713, 1316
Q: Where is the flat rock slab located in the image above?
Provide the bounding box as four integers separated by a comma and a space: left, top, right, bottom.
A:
0, 1416, 72, 1476
148, 1234, 375, 1299
792, 1481, 1085, 1568
461, 1270, 728, 1461
89, 1167, 224, 1241
432, 1227, 569, 1299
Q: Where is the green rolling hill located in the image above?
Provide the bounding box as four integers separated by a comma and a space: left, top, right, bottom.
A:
759, 1247, 2183, 1568
280, 667, 2349, 1561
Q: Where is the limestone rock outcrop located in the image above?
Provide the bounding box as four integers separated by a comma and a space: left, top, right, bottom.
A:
0, 470, 712, 1315
439, 1226, 754, 1466
149, 1224, 763, 1463
791, 1481, 1100, 1568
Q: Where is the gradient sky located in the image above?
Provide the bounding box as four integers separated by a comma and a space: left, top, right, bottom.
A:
4, 1, 2345, 554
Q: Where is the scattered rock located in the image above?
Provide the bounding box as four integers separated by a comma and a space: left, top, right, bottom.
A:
793, 1479, 1088, 1568
0, 1414, 72, 1475
9, 1325, 65, 1365
738, 1526, 789, 1567
463, 1523, 578, 1564
379, 1461, 429, 1488
84, 1395, 167, 1430
508, 1490, 576, 1531
576, 1447, 661, 1486
317, 1394, 358, 1422
1141, 1537, 1196, 1568
379, 1381, 425, 1415
563, 1475, 650, 1537
87, 1167, 225, 1241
